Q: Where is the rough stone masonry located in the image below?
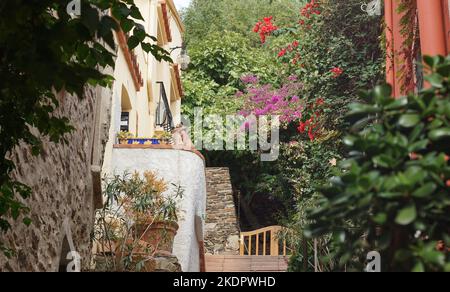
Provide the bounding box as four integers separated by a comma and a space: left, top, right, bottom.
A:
204, 168, 240, 255
0, 85, 112, 272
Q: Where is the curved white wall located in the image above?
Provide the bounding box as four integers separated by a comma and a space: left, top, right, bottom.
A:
111, 148, 206, 272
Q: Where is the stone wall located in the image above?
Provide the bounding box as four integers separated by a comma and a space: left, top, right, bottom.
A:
0, 85, 112, 272
204, 168, 240, 255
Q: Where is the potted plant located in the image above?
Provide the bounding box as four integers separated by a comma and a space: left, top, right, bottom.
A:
94, 171, 182, 271
124, 171, 183, 255
117, 131, 134, 145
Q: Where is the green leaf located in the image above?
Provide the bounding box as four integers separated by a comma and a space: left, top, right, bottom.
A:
112, 4, 131, 19
421, 249, 445, 266
373, 155, 395, 168
120, 18, 134, 33
347, 103, 380, 116
127, 36, 139, 50
343, 136, 356, 146
429, 128, 450, 141
403, 166, 427, 185
373, 85, 392, 103
412, 183, 436, 198
437, 64, 450, 77
130, 6, 144, 20
395, 204, 417, 225
412, 261, 425, 272
425, 73, 444, 88
81, 5, 100, 35
398, 114, 421, 128
423, 55, 440, 68
141, 42, 153, 53
385, 96, 408, 110
372, 213, 387, 224
379, 192, 403, 199
408, 140, 428, 152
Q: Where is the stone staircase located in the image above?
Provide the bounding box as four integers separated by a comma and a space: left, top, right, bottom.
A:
204, 168, 290, 272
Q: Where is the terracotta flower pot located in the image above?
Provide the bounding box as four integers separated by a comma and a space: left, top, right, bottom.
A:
134, 220, 179, 255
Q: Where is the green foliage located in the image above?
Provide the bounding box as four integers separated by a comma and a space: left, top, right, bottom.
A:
181, 1, 301, 122
0, 0, 170, 255
306, 56, 450, 272
182, 0, 302, 45
188, 32, 262, 87
182, 31, 282, 121
181, 73, 240, 118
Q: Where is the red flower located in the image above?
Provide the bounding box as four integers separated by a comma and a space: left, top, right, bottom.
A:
253, 22, 261, 33
446, 180, 450, 187
298, 122, 307, 133
300, 0, 321, 19
253, 16, 278, 44
292, 40, 299, 48
278, 48, 287, 58
308, 128, 316, 141
330, 67, 344, 78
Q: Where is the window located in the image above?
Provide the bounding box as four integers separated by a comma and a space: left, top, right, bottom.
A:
120, 112, 130, 132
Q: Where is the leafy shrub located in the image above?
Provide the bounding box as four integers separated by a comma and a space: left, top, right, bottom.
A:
306, 55, 450, 272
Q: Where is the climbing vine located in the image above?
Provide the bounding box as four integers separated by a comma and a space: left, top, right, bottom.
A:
397, 0, 421, 93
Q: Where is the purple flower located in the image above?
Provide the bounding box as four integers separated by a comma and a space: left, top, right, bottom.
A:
291, 96, 300, 102
271, 96, 281, 104
254, 108, 266, 116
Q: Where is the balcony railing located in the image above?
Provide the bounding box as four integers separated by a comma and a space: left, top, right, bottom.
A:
155, 81, 174, 133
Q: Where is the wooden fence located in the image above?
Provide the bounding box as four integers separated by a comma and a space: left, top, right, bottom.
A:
240, 226, 289, 256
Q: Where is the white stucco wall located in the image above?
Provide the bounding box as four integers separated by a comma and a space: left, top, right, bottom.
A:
111, 148, 206, 272
103, 0, 185, 176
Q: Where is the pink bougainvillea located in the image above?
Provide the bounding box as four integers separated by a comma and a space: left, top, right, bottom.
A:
238, 75, 304, 124
245, 0, 333, 141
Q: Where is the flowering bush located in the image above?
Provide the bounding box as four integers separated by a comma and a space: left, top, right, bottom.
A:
245, 0, 385, 272
300, 0, 321, 18
238, 75, 304, 124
